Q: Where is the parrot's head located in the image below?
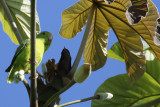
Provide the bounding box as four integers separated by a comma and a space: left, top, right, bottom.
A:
37, 31, 53, 52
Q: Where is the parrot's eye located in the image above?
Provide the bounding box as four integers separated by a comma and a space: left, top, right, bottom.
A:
42, 32, 45, 35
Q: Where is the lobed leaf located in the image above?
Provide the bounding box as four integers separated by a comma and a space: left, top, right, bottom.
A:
60, 0, 160, 81
83, 7, 110, 71
97, 0, 146, 81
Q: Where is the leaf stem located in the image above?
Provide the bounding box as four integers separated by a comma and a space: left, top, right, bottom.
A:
56, 95, 99, 107
67, 5, 95, 79
30, 0, 38, 106
43, 80, 76, 107
23, 78, 30, 100
0, 0, 23, 44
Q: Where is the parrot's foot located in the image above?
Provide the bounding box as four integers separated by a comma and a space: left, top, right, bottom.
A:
26, 58, 38, 64
26, 58, 31, 63
26, 71, 31, 74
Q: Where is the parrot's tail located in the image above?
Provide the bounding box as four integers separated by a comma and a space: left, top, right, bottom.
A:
5, 66, 11, 72
6, 66, 15, 83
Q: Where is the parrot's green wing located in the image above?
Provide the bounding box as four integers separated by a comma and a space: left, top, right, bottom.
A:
5, 39, 30, 72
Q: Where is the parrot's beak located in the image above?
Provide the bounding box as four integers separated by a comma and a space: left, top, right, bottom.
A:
46, 35, 53, 45
48, 36, 53, 41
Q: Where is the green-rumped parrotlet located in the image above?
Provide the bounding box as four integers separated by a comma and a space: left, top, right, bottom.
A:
5, 31, 53, 83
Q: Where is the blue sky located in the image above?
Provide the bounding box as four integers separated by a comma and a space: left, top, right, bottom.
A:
0, 0, 160, 107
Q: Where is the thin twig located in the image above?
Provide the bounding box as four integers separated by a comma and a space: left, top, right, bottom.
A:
30, 0, 38, 106
23, 78, 30, 100
0, 0, 23, 44
56, 95, 99, 107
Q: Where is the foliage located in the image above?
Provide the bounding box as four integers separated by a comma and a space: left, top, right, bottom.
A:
92, 41, 160, 107
59, 0, 160, 82
1, 0, 160, 107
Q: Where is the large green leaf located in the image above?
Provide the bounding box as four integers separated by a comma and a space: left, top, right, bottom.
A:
92, 48, 160, 107
0, 0, 40, 44
107, 42, 125, 62
60, 0, 160, 81
107, 41, 150, 62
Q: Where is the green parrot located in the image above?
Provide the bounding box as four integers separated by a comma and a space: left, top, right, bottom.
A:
5, 31, 53, 83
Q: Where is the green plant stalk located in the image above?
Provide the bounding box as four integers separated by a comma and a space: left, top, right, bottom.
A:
43, 80, 76, 107
67, 5, 95, 79
30, 0, 38, 106
56, 95, 99, 107
0, 0, 23, 44
23, 78, 30, 100
131, 97, 160, 107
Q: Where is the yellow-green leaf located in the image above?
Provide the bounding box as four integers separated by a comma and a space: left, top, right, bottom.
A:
59, 0, 92, 39
107, 42, 125, 62
97, 0, 159, 81
83, 7, 110, 71
60, 0, 160, 81
97, 0, 146, 81
0, 0, 40, 44
126, 0, 148, 25
132, 1, 160, 60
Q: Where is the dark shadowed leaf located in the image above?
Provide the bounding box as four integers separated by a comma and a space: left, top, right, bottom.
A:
92, 48, 160, 107
0, 0, 40, 44
38, 86, 58, 107
37, 76, 58, 107
57, 48, 71, 76
126, 0, 148, 25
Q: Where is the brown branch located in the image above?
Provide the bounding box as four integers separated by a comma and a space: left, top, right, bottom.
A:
23, 78, 30, 100
30, 0, 38, 106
